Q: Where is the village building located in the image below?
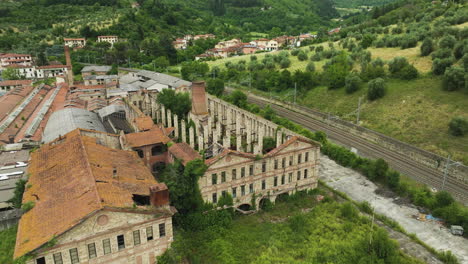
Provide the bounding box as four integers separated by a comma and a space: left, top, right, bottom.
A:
97, 36, 119, 46
81, 65, 112, 77
215, 38, 241, 49
5, 65, 36, 79
265, 40, 279, 51
199, 136, 320, 209
84, 75, 119, 86
0, 53, 33, 69
172, 38, 188, 50
328, 27, 341, 35
14, 129, 175, 264
193, 34, 216, 40
0, 80, 33, 92
64, 38, 86, 48
35, 65, 69, 79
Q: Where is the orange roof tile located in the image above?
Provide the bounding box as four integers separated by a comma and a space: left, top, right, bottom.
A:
125, 128, 171, 148
14, 129, 167, 259
168, 142, 201, 165
0, 80, 33, 86
134, 116, 154, 131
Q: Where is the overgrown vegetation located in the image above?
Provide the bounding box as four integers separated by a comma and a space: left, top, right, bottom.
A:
0, 225, 17, 264
156, 89, 191, 118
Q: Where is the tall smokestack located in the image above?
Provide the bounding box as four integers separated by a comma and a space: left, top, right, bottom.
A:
64, 45, 74, 86
191, 81, 208, 116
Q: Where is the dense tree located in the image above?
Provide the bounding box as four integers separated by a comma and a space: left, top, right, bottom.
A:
367, 78, 386, 101
439, 35, 457, 49
7, 179, 27, 208
156, 89, 192, 118
229, 90, 248, 108
306, 62, 316, 72
442, 66, 465, 91
345, 73, 361, 94
1, 68, 21, 80
449, 116, 468, 137
207, 78, 225, 97
432, 58, 453, 76
180, 61, 209, 81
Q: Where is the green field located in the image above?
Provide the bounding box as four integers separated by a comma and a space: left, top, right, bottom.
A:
166, 190, 423, 264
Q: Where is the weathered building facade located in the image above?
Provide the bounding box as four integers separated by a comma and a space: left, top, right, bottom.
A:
14, 129, 175, 264
200, 136, 320, 209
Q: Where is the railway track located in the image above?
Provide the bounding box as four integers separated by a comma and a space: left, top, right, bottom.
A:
245, 95, 468, 205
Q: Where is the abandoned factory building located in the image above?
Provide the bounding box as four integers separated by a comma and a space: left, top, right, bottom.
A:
14, 129, 175, 264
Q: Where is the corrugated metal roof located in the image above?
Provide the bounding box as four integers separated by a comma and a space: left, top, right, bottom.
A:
43, 108, 106, 143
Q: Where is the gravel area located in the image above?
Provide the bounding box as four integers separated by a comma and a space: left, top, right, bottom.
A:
319, 156, 468, 264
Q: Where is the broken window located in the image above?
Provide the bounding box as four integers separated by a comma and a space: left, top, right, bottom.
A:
151, 145, 164, 156
289, 156, 293, 166
221, 171, 226, 183
212, 192, 217, 203
212, 173, 217, 185
103, 239, 111, 254
297, 171, 301, 180
146, 226, 154, 241
241, 167, 245, 177
132, 194, 150, 206
69, 248, 79, 264
87, 243, 97, 259
117, 234, 125, 250
289, 173, 293, 182
36, 257, 46, 264
249, 183, 254, 193
249, 165, 254, 176
274, 177, 278, 187
241, 185, 245, 196
274, 160, 278, 170
305, 152, 309, 162
232, 187, 237, 198
232, 169, 237, 180
262, 180, 266, 190
262, 162, 266, 172
136, 149, 144, 158
298, 154, 302, 164
281, 175, 285, 185
282, 158, 286, 168
304, 169, 308, 179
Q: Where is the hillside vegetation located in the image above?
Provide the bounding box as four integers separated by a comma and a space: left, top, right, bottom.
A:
196, 0, 468, 163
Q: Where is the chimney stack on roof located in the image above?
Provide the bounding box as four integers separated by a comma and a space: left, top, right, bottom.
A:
150, 183, 170, 207
64, 45, 74, 86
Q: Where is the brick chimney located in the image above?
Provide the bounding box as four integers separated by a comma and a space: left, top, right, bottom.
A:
64, 45, 74, 86
191, 81, 208, 116
149, 183, 169, 207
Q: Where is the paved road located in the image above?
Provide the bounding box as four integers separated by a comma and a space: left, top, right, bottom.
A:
241, 91, 468, 205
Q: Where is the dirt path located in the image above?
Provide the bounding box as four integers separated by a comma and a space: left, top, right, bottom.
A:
319, 156, 468, 263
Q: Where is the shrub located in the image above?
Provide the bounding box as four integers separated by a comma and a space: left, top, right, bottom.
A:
311, 52, 321, 61
345, 73, 361, 94
279, 57, 291, 69
442, 66, 465, 91
463, 54, 468, 71
315, 46, 324, 52
386, 171, 400, 190
291, 49, 300, 56
420, 38, 433, 56
250, 55, 257, 61
21, 201, 35, 212
439, 35, 457, 49
449, 116, 468, 136
367, 78, 386, 101
431, 48, 452, 60
432, 58, 453, 75
206, 78, 225, 97
306, 61, 315, 72
297, 50, 308, 61
399, 34, 418, 49
388, 56, 408, 74
398, 64, 418, 80
309, 46, 315, 52
340, 202, 359, 219
453, 41, 467, 60
359, 201, 374, 214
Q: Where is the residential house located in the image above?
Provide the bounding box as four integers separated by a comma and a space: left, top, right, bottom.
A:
328, 27, 341, 35
0, 80, 33, 92
14, 129, 175, 264
0, 53, 32, 69
266, 40, 279, 51
215, 39, 241, 49
97, 36, 119, 47
64, 38, 87, 48
172, 38, 188, 50
81, 65, 112, 77
84, 75, 119, 86
35, 65, 69, 79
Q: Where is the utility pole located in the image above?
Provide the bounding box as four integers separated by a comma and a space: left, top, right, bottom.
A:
442, 155, 461, 191
294, 82, 297, 104
356, 96, 363, 124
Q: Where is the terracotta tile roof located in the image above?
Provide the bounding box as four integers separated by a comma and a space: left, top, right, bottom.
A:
191, 81, 208, 115
135, 116, 154, 131
0, 53, 31, 58
264, 136, 320, 157
0, 80, 33, 86
37, 64, 68, 69
168, 142, 201, 165
5, 65, 32, 69
14, 129, 164, 259
205, 149, 256, 166
0, 86, 35, 122
125, 127, 171, 148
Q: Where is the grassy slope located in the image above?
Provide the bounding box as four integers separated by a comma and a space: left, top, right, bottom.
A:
174, 194, 422, 263
207, 37, 468, 163
0, 225, 17, 264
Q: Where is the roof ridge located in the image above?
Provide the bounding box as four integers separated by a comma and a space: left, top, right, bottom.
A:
78, 133, 104, 210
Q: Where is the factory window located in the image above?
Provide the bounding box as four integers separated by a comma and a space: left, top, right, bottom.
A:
232, 187, 237, 198
298, 154, 302, 164
36, 257, 46, 264
159, 223, 166, 237
133, 230, 141, 246
136, 149, 144, 158
221, 171, 226, 183
232, 169, 237, 180
262, 162, 266, 172
87, 243, 97, 259
249, 165, 254, 176
289, 173, 293, 182
241, 167, 245, 177
274, 160, 278, 170
281, 175, 285, 185
274, 177, 278, 187
297, 171, 301, 180
282, 158, 286, 168
212, 193, 217, 203
289, 156, 293, 166
249, 183, 254, 193
103, 239, 111, 255
241, 185, 246, 196
53, 253, 63, 264
262, 180, 266, 190
146, 226, 154, 241
212, 173, 217, 185
69, 248, 79, 264
117, 234, 125, 250
305, 152, 309, 162
304, 169, 308, 179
